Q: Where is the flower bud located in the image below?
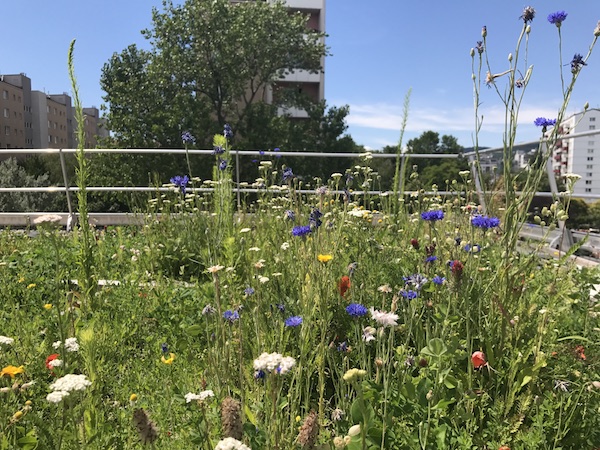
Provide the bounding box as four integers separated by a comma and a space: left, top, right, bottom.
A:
348, 425, 361, 437
584, 101, 590, 110
508, 53, 513, 62
526, 24, 531, 34
470, 48, 475, 57
482, 26, 487, 37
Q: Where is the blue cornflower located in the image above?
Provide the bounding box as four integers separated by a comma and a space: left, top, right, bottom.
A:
309, 208, 323, 228
421, 210, 444, 221
181, 131, 196, 145
292, 225, 312, 237
244, 287, 255, 296
276, 304, 285, 313
274, 147, 281, 158
534, 117, 557, 128
432, 276, 446, 285
345, 173, 353, 186
464, 244, 481, 253
259, 150, 265, 156
548, 11, 567, 26
400, 289, 418, 300
255, 369, 266, 380
346, 303, 368, 317
425, 256, 438, 263
223, 123, 233, 140
213, 146, 225, 155
455, 237, 462, 246
161, 343, 169, 353
218, 159, 228, 171
471, 214, 501, 229
570, 53, 587, 73
403, 274, 428, 291
223, 310, 239, 323
284, 210, 295, 221
347, 262, 358, 276
170, 175, 189, 195
282, 167, 294, 183
285, 316, 303, 327
337, 341, 348, 352
475, 41, 484, 54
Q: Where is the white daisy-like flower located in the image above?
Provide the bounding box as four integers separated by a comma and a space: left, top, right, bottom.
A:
207, 265, 225, 274
50, 374, 91, 392
258, 276, 269, 284
47, 390, 70, 403
239, 228, 251, 233
254, 259, 265, 269
0, 336, 14, 346
377, 284, 393, 294
278, 356, 296, 374
362, 326, 376, 343
248, 247, 261, 252
52, 340, 62, 349
214, 437, 251, 450
253, 352, 296, 375
64, 337, 79, 352
280, 242, 290, 251
370, 308, 398, 327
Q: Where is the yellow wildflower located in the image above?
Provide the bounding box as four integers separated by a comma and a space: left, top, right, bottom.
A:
44, 303, 53, 310
130, 393, 138, 402
27, 283, 36, 289
0, 365, 25, 379
161, 353, 175, 365
317, 254, 333, 263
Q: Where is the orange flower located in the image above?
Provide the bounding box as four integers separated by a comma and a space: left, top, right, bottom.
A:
499, 446, 511, 450
338, 276, 351, 298
1, 365, 25, 379
471, 351, 486, 370
575, 345, 586, 361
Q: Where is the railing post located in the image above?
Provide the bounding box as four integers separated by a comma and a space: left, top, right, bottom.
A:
235, 150, 241, 210
545, 142, 573, 252
469, 153, 486, 213
58, 148, 74, 217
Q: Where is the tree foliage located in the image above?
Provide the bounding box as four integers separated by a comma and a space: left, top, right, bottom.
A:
101, 0, 327, 149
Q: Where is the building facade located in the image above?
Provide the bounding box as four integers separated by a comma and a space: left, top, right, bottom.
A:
0, 73, 106, 150
553, 109, 600, 198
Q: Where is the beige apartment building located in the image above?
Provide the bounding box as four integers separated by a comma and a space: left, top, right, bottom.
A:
0, 73, 107, 151
231, 0, 326, 118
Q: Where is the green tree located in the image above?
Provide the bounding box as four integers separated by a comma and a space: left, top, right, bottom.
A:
404, 131, 467, 189
101, 0, 327, 149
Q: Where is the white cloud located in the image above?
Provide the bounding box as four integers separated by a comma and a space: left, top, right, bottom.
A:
344, 102, 559, 136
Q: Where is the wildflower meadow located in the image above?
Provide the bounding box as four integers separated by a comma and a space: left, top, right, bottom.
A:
2, 7, 600, 450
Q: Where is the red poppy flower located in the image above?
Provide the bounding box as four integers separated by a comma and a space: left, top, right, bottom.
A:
45, 353, 59, 370
575, 345, 586, 361
338, 276, 351, 298
471, 351, 486, 369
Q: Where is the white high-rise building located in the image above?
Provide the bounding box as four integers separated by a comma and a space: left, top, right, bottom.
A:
553, 109, 600, 198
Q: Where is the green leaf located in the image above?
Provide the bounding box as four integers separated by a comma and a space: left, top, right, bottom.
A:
421, 338, 447, 358
185, 324, 203, 336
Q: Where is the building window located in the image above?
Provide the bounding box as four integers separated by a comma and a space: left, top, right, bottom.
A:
589, 140, 595, 145
47, 106, 50, 113
591, 117, 596, 122
4, 126, 10, 136
586, 180, 592, 185
588, 149, 594, 154
48, 135, 52, 143
586, 188, 592, 193
590, 125, 597, 130
587, 164, 593, 169
588, 157, 594, 161
587, 173, 593, 177
48, 120, 51, 128
2, 90, 8, 100
3, 108, 8, 118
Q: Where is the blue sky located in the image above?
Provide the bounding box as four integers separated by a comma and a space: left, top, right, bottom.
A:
1, 1, 599, 150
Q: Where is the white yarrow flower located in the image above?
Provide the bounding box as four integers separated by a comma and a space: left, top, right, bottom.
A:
52, 340, 62, 349
253, 352, 295, 375
49, 374, 91, 392
214, 437, 251, 450
0, 336, 14, 346
48, 358, 63, 368
47, 390, 70, 403
185, 390, 215, 403
64, 337, 79, 352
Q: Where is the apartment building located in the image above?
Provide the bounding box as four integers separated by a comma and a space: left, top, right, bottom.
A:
0, 73, 107, 151
232, 0, 325, 118
553, 109, 600, 198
